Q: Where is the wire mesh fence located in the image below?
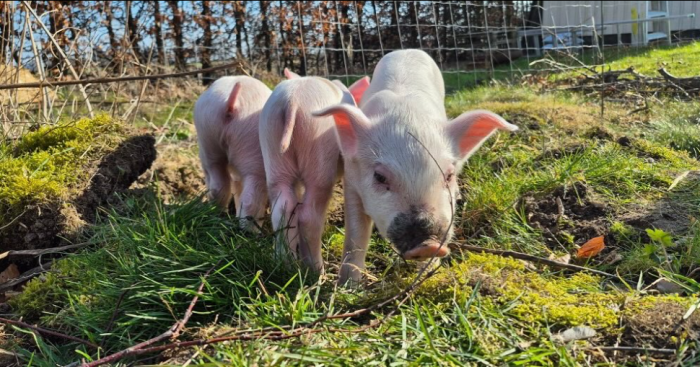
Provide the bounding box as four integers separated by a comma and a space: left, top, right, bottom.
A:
1, 1, 700, 129
151, 1, 700, 85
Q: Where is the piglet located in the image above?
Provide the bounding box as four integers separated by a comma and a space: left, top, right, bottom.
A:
314, 49, 518, 285
194, 76, 271, 232
259, 70, 369, 271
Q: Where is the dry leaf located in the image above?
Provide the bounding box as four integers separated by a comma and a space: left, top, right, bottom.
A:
577, 236, 605, 259
0, 264, 20, 283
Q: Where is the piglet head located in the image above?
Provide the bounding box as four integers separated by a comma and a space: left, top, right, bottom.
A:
313, 105, 517, 261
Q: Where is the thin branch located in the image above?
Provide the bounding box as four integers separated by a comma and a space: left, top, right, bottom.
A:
82, 260, 222, 367
0, 317, 98, 349
450, 242, 616, 278
0, 261, 53, 293
22, 1, 93, 118
100, 288, 132, 349
583, 346, 676, 354
0, 242, 90, 260
0, 61, 245, 91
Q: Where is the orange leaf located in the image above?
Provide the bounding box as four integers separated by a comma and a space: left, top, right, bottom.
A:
577, 236, 605, 259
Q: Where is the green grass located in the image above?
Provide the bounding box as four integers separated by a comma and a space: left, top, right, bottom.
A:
542, 41, 700, 82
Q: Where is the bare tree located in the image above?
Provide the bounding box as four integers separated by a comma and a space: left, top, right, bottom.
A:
258, 1, 272, 71
168, 0, 187, 70
200, 0, 213, 85
153, 0, 166, 65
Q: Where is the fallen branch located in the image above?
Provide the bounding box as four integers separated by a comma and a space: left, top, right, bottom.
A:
0, 243, 90, 260
0, 261, 53, 293
0, 61, 245, 91
83, 260, 221, 367
450, 242, 616, 278
0, 317, 98, 349
583, 346, 676, 355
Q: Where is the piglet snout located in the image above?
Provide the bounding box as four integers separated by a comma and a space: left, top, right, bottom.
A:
403, 240, 450, 260
388, 207, 451, 260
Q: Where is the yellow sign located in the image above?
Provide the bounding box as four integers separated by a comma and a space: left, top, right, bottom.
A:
631, 7, 638, 36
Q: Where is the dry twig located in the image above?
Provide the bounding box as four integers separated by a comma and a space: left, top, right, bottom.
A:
0, 317, 98, 349
22, 1, 94, 117
450, 242, 616, 278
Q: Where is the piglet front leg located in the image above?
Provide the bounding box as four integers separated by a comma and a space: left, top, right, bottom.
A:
338, 184, 373, 286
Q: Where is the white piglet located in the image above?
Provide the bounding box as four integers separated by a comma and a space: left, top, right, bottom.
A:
260, 69, 369, 271
194, 76, 272, 231
314, 49, 519, 285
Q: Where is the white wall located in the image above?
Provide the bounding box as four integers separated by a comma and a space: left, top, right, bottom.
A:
542, 1, 698, 37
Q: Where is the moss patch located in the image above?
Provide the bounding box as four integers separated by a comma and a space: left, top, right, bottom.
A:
0, 114, 120, 222
0, 115, 156, 257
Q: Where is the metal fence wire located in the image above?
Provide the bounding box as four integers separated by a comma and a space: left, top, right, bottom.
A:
155, 1, 700, 86
2, 1, 699, 89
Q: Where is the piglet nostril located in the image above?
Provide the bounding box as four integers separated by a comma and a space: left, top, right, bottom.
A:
387, 209, 443, 255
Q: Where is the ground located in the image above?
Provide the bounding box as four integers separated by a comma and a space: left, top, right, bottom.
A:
2, 43, 700, 366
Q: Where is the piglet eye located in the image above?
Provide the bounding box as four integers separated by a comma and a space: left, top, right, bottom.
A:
374, 171, 388, 185
446, 173, 455, 182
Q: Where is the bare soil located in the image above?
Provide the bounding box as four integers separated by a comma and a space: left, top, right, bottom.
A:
522, 182, 610, 249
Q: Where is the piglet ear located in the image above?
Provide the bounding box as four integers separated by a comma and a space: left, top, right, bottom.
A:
284, 68, 300, 79
226, 82, 242, 115
313, 104, 371, 157
446, 110, 518, 161
347, 76, 370, 106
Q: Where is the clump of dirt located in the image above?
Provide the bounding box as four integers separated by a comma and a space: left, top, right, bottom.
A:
1, 135, 156, 268
522, 182, 610, 248
622, 297, 700, 348
134, 147, 205, 201
585, 126, 614, 141
534, 144, 587, 163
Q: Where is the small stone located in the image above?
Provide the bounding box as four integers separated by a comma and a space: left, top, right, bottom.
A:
655, 279, 684, 294
555, 326, 597, 342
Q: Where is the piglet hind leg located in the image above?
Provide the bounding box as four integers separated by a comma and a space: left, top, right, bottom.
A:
237, 175, 268, 233
269, 182, 301, 260
296, 182, 335, 275
231, 178, 243, 216
337, 185, 373, 287
202, 160, 233, 212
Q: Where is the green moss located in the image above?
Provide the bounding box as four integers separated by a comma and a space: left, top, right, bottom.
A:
0, 114, 121, 222
388, 254, 621, 331
610, 221, 635, 238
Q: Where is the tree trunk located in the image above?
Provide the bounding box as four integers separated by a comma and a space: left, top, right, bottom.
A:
234, 1, 245, 58
408, 1, 418, 47
0, 2, 8, 64
168, 1, 186, 70
153, 0, 166, 65
103, 1, 120, 72
259, 1, 271, 71
297, 4, 306, 75
126, 0, 143, 62
201, 0, 213, 85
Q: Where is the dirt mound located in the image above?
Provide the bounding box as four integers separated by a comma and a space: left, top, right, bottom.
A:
1, 135, 156, 263
622, 298, 700, 348
134, 147, 205, 201
523, 182, 610, 248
